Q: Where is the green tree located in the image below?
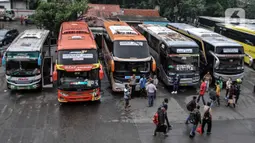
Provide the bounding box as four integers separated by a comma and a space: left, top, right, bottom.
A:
244, 0, 255, 19
204, 0, 224, 16
33, 0, 88, 37
178, 0, 205, 19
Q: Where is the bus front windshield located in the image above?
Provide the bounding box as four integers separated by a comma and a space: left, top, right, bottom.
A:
58, 69, 99, 91
166, 55, 199, 73
6, 60, 40, 76
58, 49, 98, 65
218, 57, 243, 70
113, 41, 150, 59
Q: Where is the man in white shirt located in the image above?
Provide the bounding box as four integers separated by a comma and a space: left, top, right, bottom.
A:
146, 80, 157, 107
225, 78, 232, 98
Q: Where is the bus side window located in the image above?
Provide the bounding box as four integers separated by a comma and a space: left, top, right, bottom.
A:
150, 35, 159, 51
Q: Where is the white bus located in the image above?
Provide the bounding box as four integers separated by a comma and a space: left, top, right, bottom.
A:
2, 29, 55, 90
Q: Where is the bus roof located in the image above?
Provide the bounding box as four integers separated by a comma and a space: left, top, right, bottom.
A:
104, 21, 146, 41
217, 23, 255, 36
199, 16, 255, 24
6, 29, 49, 52
167, 23, 242, 47
58, 21, 96, 50
138, 24, 198, 47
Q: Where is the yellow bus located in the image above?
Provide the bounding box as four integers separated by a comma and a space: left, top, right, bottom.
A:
215, 23, 255, 69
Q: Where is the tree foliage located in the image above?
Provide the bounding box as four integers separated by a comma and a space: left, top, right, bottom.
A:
33, 0, 88, 37
89, 0, 255, 20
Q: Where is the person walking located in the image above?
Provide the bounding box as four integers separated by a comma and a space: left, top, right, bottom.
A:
161, 98, 172, 129
20, 15, 24, 25
197, 79, 206, 105
235, 79, 242, 104
146, 80, 157, 107
185, 96, 197, 124
153, 75, 159, 99
209, 88, 217, 107
124, 84, 131, 110
226, 84, 236, 108
139, 75, 147, 98
171, 74, 180, 94
189, 105, 202, 138
202, 102, 212, 135
130, 74, 137, 98
215, 81, 221, 106
203, 72, 212, 92
153, 106, 170, 136
225, 78, 232, 99
217, 76, 223, 90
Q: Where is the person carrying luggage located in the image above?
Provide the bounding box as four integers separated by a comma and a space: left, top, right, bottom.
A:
153, 106, 170, 136
185, 96, 197, 124
189, 105, 201, 138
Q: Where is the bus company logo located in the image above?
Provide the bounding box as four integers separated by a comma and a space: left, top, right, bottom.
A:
225, 8, 245, 25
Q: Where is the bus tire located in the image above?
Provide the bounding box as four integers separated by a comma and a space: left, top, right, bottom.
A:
252, 63, 255, 70
96, 99, 101, 104
6, 83, 10, 90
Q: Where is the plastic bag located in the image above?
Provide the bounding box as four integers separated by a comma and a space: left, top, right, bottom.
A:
196, 125, 202, 134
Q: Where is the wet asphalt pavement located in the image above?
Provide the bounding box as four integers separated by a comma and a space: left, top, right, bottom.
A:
0, 21, 255, 143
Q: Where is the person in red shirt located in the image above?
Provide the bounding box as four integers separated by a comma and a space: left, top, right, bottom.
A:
197, 79, 206, 105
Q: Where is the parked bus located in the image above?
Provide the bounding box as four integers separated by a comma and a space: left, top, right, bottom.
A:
2, 29, 53, 90
53, 21, 104, 103
214, 23, 255, 69
103, 21, 156, 92
137, 24, 200, 86
167, 23, 245, 81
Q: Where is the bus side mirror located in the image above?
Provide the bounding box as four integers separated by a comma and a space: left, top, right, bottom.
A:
38, 55, 42, 66
151, 58, 156, 72
53, 70, 57, 82
99, 69, 104, 80
99, 64, 104, 80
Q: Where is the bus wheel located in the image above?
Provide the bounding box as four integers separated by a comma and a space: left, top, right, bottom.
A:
6, 83, 10, 90
252, 63, 255, 70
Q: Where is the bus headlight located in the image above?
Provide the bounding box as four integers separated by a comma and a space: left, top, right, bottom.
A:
60, 92, 68, 97
167, 76, 173, 82
237, 67, 244, 70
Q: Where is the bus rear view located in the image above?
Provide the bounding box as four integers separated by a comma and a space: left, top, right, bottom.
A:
54, 21, 104, 102
102, 21, 156, 92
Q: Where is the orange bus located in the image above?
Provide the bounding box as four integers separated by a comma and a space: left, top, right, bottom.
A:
53, 21, 104, 102
103, 21, 156, 92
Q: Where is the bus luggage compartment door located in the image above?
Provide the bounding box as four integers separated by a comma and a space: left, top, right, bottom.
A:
42, 56, 53, 88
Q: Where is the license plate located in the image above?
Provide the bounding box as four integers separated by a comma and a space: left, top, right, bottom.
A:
18, 87, 26, 89
181, 84, 188, 86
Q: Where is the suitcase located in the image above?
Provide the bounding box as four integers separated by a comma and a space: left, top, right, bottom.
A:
156, 124, 167, 133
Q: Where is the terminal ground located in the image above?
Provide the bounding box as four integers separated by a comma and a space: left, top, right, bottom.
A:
0, 21, 255, 143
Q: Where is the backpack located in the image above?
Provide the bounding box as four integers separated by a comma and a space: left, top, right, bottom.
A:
186, 100, 194, 111
152, 112, 159, 125
203, 108, 211, 120
189, 111, 200, 124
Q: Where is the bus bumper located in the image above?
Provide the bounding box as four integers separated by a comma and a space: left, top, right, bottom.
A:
7, 81, 41, 90
112, 82, 141, 92
213, 72, 244, 82
57, 88, 101, 102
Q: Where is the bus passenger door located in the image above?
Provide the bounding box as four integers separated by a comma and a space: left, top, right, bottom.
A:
42, 56, 53, 88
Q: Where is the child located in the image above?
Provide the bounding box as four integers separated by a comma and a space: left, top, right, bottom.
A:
216, 81, 221, 106
124, 84, 131, 109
